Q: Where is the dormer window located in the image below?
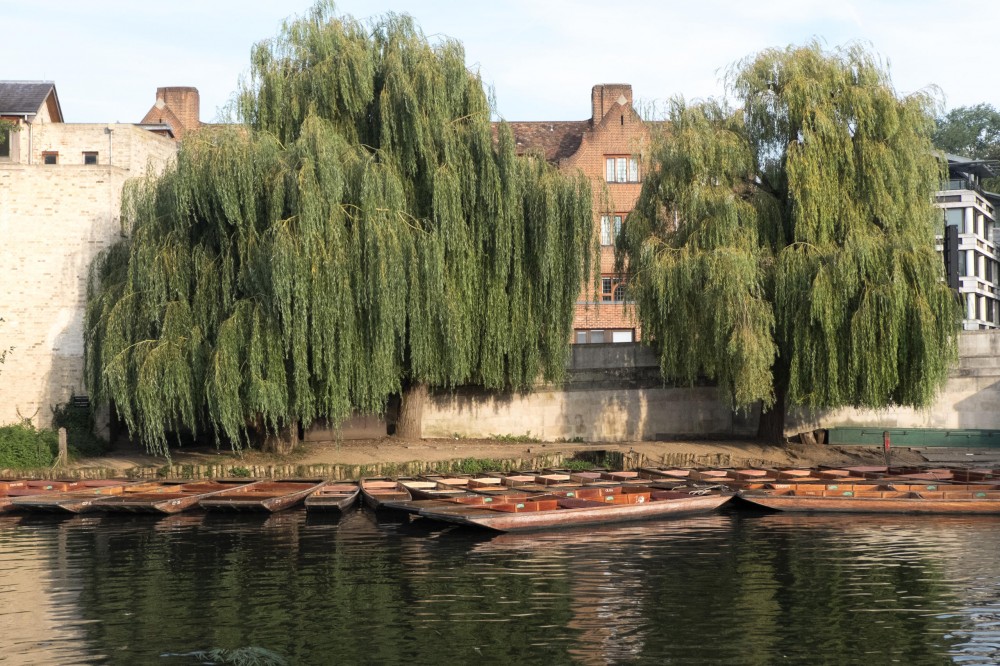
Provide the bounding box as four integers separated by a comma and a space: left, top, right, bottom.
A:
605, 156, 639, 183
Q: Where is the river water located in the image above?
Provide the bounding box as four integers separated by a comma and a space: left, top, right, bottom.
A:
1, 508, 999, 665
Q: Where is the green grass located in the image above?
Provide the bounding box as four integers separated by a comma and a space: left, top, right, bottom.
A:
489, 433, 541, 443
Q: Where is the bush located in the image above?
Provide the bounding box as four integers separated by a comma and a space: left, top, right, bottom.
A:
52, 403, 109, 457
0, 423, 57, 469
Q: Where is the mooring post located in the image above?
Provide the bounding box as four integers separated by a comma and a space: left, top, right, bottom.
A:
56, 427, 69, 467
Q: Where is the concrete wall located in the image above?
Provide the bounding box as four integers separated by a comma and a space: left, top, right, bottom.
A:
0, 124, 175, 427
789, 330, 1000, 433
423, 332, 1000, 442
422, 342, 758, 441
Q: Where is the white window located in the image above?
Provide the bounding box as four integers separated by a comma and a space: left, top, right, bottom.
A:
600, 214, 624, 246
573, 328, 636, 344
605, 156, 640, 183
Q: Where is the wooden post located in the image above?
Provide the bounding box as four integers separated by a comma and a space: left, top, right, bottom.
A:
55, 427, 69, 467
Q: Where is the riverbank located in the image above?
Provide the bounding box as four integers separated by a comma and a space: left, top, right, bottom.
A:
12, 436, 922, 481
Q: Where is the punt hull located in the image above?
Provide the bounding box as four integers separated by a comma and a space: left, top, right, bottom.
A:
417, 493, 731, 532
738, 494, 1000, 514
199, 480, 326, 512
95, 480, 262, 515
361, 479, 412, 510
304, 482, 361, 512
11, 481, 153, 514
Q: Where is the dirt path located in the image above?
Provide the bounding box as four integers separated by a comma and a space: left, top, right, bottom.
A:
75, 436, 924, 472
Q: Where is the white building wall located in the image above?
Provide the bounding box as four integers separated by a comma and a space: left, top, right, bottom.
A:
0, 124, 175, 427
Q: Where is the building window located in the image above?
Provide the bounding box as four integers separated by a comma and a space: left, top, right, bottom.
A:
83, 151, 98, 165
0, 130, 9, 159
601, 276, 626, 302
43, 151, 58, 165
605, 156, 639, 183
600, 214, 624, 246
574, 328, 635, 344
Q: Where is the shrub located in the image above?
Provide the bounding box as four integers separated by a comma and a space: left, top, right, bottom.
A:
0, 423, 57, 469
52, 403, 109, 458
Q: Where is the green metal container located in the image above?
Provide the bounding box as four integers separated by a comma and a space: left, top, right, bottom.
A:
826, 427, 1000, 448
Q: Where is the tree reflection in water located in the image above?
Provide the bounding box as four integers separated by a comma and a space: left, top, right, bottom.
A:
2, 510, 997, 664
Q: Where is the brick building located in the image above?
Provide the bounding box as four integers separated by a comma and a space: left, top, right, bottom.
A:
502, 83, 650, 343
139, 86, 204, 138
0, 82, 180, 428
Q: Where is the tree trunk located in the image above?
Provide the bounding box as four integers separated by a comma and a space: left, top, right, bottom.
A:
396, 382, 428, 440
756, 378, 788, 445
262, 420, 299, 455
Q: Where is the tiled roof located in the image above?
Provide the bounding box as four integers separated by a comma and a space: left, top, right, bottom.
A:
0, 81, 56, 116
494, 120, 591, 163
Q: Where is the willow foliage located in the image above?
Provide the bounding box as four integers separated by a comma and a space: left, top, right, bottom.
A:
85, 3, 592, 454
619, 43, 960, 427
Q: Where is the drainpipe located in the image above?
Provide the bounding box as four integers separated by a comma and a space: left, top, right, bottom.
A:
105, 126, 113, 167
21, 114, 31, 164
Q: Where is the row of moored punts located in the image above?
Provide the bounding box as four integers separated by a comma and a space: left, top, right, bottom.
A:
2, 464, 1000, 532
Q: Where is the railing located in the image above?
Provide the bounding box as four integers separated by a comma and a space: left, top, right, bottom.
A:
944, 178, 978, 192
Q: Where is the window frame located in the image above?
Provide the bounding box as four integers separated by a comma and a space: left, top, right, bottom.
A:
599, 213, 625, 246
601, 275, 627, 303
605, 155, 640, 183
83, 151, 98, 165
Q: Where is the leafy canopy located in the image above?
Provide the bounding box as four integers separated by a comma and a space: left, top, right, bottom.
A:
933, 103, 1000, 190
618, 42, 959, 416
85, 2, 593, 454
933, 103, 1000, 162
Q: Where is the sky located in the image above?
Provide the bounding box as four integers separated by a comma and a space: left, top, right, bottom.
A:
3, 1, 997, 124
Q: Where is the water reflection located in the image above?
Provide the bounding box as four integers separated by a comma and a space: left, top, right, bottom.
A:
0, 511, 997, 664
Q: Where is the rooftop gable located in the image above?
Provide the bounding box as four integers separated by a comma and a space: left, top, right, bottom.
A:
0, 81, 63, 121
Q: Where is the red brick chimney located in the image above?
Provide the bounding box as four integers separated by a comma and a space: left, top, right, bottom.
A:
591, 84, 633, 122
140, 87, 201, 138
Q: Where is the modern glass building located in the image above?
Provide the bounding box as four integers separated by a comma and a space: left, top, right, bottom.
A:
937, 155, 1000, 330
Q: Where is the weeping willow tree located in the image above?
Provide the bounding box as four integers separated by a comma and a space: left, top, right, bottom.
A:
85, 2, 592, 454
618, 43, 960, 443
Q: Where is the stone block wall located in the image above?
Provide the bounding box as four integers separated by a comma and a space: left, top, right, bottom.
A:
0, 124, 175, 428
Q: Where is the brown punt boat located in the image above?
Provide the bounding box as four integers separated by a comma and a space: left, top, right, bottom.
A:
11, 480, 156, 513
738, 482, 1000, 514
360, 478, 413, 510
407, 485, 733, 532
94, 479, 262, 514
1, 480, 84, 512
304, 481, 361, 512
199, 479, 326, 512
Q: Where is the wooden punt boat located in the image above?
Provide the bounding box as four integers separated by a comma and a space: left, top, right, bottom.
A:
11, 480, 155, 514
93, 479, 261, 514
199, 479, 326, 512
0, 480, 84, 512
738, 482, 1000, 514
360, 478, 413, 510
304, 481, 361, 512
402, 485, 733, 532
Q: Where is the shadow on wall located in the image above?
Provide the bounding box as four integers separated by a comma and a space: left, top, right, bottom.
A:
422, 383, 759, 442
34, 210, 117, 428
